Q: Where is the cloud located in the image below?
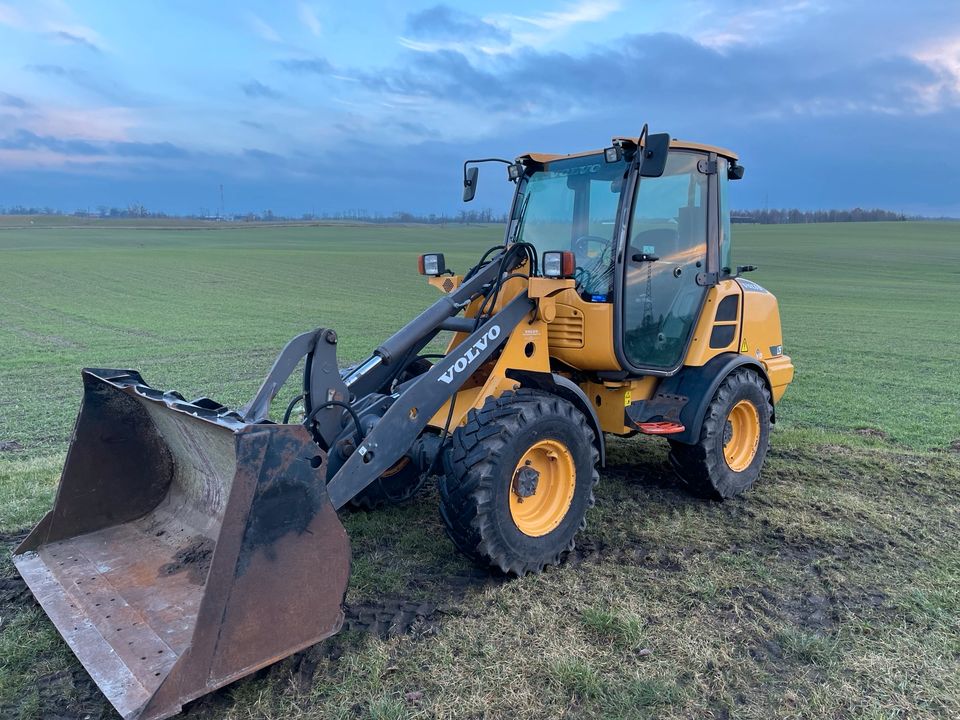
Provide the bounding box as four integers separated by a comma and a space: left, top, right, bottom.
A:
298, 3, 322, 37
241, 80, 283, 99
507, 0, 620, 31
246, 12, 281, 43
52, 30, 102, 53
337, 30, 960, 122
23, 63, 134, 104
243, 147, 284, 162
0, 129, 104, 155
405, 5, 509, 44
0, 92, 29, 109
0, 128, 190, 160
278, 57, 334, 75
687, 0, 823, 49
111, 140, 190, 159
5, 0, 960, 217
0, 2, 25, 28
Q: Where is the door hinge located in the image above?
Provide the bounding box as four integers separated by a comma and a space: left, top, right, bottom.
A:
697, 159, 717, 175
696, 271, 719, 286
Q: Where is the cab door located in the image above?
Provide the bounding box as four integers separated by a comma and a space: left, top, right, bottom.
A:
621, 151, 709, 370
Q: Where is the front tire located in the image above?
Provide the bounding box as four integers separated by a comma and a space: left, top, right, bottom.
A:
438, 390, 599, 575
669, 368, 772, 499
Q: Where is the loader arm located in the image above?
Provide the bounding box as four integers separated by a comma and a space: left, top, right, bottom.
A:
326, 292, 535, 508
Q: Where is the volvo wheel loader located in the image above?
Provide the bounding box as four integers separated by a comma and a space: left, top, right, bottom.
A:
13, 128, 793, 720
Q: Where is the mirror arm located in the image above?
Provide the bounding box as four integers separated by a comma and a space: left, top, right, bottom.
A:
462, 157, 521, 203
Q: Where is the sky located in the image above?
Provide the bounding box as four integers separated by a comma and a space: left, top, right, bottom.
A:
1, 0, 959, 216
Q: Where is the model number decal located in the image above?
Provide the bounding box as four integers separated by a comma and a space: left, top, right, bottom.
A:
737, 279, 769, 294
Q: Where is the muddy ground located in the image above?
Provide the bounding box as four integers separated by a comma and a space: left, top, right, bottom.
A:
1, 434, 958, 719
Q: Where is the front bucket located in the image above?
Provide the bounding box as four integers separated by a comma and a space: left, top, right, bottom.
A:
12, 369, 350, 720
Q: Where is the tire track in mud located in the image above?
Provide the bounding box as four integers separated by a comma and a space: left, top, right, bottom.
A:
0, 520, 892, 718
0, 531, 675, 646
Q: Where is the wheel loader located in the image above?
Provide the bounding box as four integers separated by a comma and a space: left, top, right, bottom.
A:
13, 128, 793, 720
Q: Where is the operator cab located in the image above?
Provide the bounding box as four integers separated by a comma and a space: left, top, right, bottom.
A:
505, 137, 742, 374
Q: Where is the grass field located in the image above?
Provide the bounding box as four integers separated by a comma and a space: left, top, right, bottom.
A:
1, 220, 958, 719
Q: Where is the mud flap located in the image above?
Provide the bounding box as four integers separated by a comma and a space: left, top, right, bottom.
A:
12, 369, 350, 720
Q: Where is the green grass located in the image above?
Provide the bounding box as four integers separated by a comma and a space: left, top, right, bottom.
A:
1, 220, 957, 455
0, 220, 958, 719
732, 221, 960, 448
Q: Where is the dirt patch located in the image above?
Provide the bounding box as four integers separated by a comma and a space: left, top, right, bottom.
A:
567, 537, 686, 572
948, 439, 960, 453
0, 529, 28, 545
854, 427, 888, 439
0, 574, 34, 612
0, 440, 24, 452
159, 536, 215, 585
343, 599, 446, 638
0, 668, 110, 720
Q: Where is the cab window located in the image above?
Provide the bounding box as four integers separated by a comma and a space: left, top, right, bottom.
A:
622, 152, 708, 369
515, 154, 627, 301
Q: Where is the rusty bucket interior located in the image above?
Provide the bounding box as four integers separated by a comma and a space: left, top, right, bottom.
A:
13, 369, 351, 720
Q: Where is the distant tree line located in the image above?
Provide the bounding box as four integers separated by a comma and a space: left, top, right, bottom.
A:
0, 205, 509, 224
285, 208, 508, 224
0, 205, 942, 225
731, 208, 908, 224
0, 204, 168, 219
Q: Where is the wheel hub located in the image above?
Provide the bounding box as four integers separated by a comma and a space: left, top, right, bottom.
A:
508, 439, 576, 537
512, 464, 540, 499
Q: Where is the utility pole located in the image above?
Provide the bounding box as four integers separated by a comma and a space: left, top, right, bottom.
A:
219, 184, 225, 219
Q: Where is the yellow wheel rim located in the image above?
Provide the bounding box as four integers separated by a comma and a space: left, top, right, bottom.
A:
723, 400, 760, 472
381, 456, 410, 478
509, 439, 576, 537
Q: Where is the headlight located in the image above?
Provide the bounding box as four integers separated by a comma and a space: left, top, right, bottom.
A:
542, 251, 575, 279
418, 253, 446, 276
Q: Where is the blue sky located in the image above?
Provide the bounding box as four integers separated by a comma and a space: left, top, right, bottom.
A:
1, 0, 959, 216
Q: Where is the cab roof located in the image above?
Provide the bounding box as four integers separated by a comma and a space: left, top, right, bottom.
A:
520, 137, 738, 164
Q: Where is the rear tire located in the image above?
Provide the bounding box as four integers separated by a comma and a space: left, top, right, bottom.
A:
438, 390, 599, 575
668, 368, 772, 499
349, 357, 434, 510
348, 458, 425, 510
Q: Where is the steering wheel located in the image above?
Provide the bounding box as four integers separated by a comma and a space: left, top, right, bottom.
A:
572, 235, 610, 259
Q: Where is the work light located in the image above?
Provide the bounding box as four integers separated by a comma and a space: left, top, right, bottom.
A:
418, 253, 446, 276
604, 146, 622, 163
507, 163, 524, 181
542, 251, 576, 279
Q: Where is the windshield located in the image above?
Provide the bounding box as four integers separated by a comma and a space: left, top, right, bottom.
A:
512, 153, 628, 301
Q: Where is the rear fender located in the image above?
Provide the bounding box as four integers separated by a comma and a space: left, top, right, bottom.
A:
660, 353, 773, 445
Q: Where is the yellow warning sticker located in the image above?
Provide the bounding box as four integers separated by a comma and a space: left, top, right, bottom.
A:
624, 390, 632, 406
740, 338, 748, 353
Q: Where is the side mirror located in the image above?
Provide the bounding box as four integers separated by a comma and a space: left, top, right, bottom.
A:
463, 166, 479, 202
639, 132, 670, 178
728, 162, 745, 180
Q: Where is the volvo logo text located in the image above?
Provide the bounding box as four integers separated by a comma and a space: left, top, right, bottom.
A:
438, 325, 501, 384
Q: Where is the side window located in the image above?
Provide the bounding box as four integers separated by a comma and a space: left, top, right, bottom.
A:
718, 158, 731, 273
622, 152, 708, 369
